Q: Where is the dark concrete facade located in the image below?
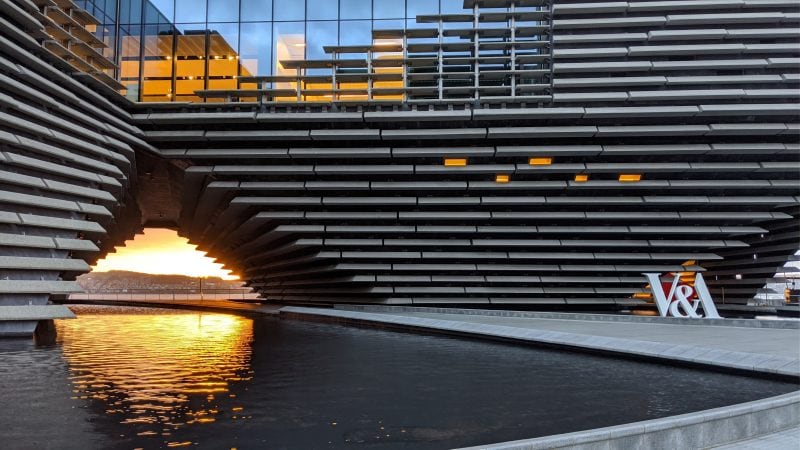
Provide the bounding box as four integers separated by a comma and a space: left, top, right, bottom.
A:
0, 0, 798, 335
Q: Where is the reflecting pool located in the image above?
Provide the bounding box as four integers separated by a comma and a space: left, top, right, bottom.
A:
0, 305, 796, 449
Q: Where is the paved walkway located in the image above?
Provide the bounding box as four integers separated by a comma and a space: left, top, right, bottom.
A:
388, 311, 799, 359
710, 426, 800, 449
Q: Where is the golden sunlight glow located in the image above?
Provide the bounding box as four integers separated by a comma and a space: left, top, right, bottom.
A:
57, 309, 253, 438
92, 228, 238, 280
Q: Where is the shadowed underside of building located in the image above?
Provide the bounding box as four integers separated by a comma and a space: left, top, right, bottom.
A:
0, 0, 798, 335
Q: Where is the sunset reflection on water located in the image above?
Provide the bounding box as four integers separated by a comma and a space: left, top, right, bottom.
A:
56, 306, 253, 444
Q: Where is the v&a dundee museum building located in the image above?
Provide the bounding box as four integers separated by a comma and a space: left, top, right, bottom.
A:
0, 0, 798, 336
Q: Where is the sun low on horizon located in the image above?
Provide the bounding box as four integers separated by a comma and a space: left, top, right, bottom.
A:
92, 228, 239, 280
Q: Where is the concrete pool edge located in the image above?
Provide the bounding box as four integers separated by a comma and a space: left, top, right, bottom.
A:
455, 391, 800, 450
278, 306, 800, 379
335, 304, 800, 329
58, 301, 800, 448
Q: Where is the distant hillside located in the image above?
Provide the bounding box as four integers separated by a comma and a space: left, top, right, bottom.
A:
77, 271, 245, 291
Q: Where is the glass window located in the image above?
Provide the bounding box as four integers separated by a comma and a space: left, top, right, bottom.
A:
374, 19, 404, 31
441, 0, 465, 13
374, 0, 404, 19
241, 0, 271, 21
119, 0, 143, 23
208, 23, 240, 90
118, 24, 142, 100
407, 0, 438, 17
142, 24, 174, 102
274, 21, 306, 74
339, 20, 371, 45
174, 28, 207, 102
103, 0, 117, 18
274, 1, 304, 21
99, 23, 117, 60
147, 0, 174, 22
175, 0, 206, 23
239, 22, 272, 76
144, 1, 171, 24
208, 0, 239, 22
306, 21, 338, 60
308, 0, 338, 20
341, 0, 370, 20
273, 21, 304, 99
208, 23, 240, 58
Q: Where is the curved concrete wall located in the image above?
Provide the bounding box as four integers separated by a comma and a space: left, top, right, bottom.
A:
0, 1, 150, 334
0, 0, 799, 333
458, 391, 800, 450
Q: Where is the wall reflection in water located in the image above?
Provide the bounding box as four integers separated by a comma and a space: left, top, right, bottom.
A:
56, 306, 253, 444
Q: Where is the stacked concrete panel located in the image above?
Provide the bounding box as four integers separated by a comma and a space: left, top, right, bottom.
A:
138, 0, 799, 307
0, 0, 149, 335
0, 0, 798, 333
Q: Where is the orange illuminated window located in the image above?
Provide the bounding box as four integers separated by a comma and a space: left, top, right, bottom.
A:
495, 174, 510, 183
574, 174, 589, 182
444, 158, 467, 167
619, 174, 642, 182
529, 157, 552, 166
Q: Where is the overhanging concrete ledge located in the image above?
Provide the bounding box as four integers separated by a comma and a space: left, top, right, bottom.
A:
0, 305, 76, 320
455, 391, 800, 450
278, 306, 800, 378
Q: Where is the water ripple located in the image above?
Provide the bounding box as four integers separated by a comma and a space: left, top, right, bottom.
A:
56, 306, 253, 446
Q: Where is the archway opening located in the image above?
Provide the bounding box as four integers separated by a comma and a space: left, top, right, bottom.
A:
92, 228, 237, 280
76, 229, 252, 301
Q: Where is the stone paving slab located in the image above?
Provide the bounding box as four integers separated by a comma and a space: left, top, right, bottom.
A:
339, 305, 800, 329
393, 312, 800, 360
709, 426, 800, 449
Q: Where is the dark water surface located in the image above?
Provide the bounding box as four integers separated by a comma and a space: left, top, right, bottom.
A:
0, 305, 796, 450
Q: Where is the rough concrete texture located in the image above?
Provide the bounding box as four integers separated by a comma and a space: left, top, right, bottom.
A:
710, 426, 800, 450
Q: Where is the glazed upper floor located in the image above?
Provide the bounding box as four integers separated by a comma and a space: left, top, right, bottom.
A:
25, 0, 800, 105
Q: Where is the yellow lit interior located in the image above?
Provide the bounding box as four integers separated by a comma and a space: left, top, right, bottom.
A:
125, 32, 252, 103
529, 157, 553, 166
495, 174, 510, 183
444, 158, 468, 167
275, 33, 306, 102
574, 174, 589, 182
619, 174, 642, 182
124, 29, 403, 103
370, 38, 404, 101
